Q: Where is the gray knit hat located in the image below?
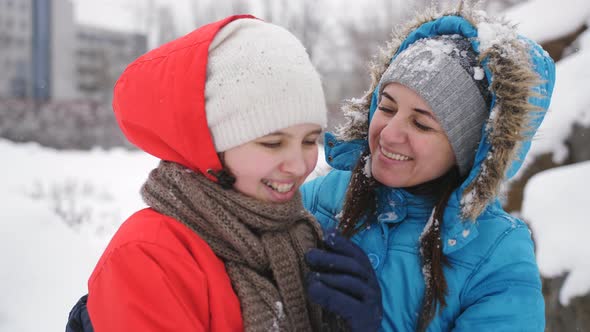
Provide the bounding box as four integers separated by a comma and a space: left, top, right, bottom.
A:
378, 35, 490, 175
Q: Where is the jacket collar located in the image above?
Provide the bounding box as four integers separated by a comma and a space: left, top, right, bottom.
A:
373, 185, 480, 254
375, 187, 434, 224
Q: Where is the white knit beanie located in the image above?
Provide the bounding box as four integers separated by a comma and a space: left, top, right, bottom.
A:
205, 19, 328, 152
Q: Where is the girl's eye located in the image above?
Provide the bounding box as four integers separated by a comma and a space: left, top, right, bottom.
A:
414, 121, 432, 131
259, 142, 282, 148
303, 140, 318, 146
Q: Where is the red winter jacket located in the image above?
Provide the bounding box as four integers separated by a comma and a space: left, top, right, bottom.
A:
88, 15, 260, 331
88, 209, 243, 331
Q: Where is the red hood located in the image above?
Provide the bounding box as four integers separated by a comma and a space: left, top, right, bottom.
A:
112, 15, 257, 181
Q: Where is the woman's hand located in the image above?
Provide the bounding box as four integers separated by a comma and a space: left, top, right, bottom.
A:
306, 228, 383, 332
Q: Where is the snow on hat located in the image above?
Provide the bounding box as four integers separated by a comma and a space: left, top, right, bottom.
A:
378, 35, 491, 175
205, 19, 328, 152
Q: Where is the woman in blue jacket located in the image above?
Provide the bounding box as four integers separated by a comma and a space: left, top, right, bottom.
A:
303, 4, 555, 331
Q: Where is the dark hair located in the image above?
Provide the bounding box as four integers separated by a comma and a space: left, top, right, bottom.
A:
209, 152, 236, 190
413, 166, 461, 331
339, 148, 379, 236
338, 147, 463, 331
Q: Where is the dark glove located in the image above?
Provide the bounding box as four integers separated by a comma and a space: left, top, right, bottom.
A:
306, 228, 383, 332
66, 294, 94, 332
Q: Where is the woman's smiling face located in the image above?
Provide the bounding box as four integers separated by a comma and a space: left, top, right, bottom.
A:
368, 83, 456, 188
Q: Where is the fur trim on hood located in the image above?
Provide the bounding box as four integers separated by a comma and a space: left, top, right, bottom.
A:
333, 1, 555, 221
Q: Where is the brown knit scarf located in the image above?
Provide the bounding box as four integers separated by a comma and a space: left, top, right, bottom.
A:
141, 161, 324, 331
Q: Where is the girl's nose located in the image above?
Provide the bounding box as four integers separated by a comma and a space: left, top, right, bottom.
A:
280, 148, 308, 176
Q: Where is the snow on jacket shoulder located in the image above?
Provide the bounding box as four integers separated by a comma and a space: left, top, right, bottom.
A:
87, 208, 243, 332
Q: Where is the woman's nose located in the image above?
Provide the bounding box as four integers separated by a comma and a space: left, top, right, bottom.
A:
380, 116, 408, 144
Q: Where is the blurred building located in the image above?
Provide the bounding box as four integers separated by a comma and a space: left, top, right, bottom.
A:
0, 0, 33, 99
0, 0, 146, 102
76, 26, 147, 102
49, 0, 77, 100
31, 0, 77, 101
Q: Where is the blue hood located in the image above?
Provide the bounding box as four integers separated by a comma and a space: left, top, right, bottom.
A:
324, 12, 555, 221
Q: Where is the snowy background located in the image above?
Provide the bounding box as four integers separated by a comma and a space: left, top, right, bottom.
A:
1, 0, 589, 331
0, 141, 157, 331
506, 0, 590, 306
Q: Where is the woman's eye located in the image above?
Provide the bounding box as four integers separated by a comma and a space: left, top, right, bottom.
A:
414, 121, 432, 131
378, 106, 396, 115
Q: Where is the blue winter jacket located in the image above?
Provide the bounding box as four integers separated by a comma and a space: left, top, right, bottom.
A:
302, 10, 555, 332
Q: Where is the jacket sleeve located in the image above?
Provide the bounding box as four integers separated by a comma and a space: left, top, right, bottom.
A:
302, 171, 352, 232
452, 225, 545, 331
66, 294, 93, 332
87, 242, 210, 332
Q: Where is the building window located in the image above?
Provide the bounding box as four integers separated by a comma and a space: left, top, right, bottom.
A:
11, 60, 28, 98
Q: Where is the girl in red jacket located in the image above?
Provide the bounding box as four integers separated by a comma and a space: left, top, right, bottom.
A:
79, 16, 332, 331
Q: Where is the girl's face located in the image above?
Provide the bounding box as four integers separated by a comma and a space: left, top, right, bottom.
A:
368, 83, 456, 188
224, 123, 322, 203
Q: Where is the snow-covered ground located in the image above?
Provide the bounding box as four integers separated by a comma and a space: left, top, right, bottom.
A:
0, 139, 329, 332
0, 140, 157, 332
